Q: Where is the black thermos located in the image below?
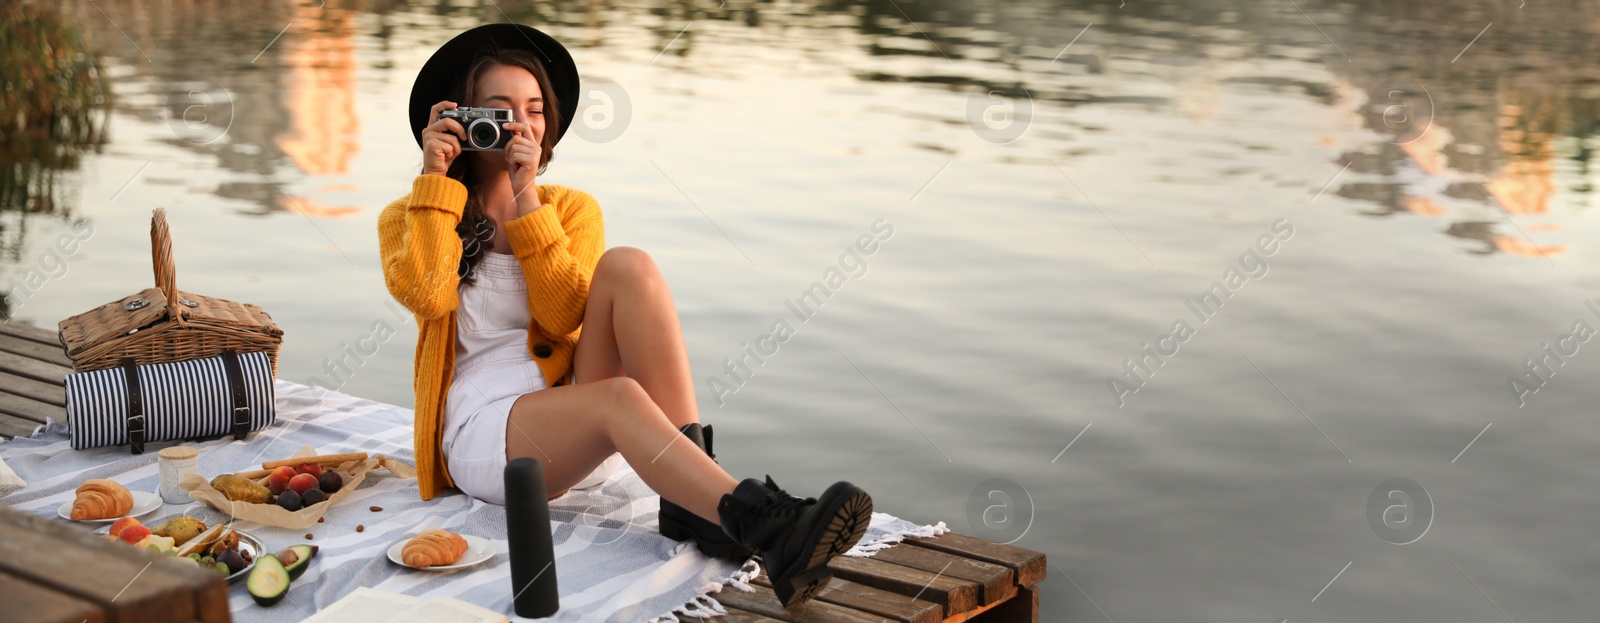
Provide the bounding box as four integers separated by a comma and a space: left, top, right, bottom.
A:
505, 457, 559, 618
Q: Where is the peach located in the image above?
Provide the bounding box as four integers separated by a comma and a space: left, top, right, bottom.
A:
296, 463, 323, 478
268, 466, 297, 494
287, 473, 319, 496
108, 517, 142, 538
118, 524, 152, 544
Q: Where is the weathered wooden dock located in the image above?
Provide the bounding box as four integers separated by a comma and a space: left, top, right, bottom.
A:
0, 321, 71, 439
0, 320, 1047, 621
722, 532, 1045, 623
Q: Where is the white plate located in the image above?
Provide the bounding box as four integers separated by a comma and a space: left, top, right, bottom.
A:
57, 491, 162, 523
387, 534, 493, 571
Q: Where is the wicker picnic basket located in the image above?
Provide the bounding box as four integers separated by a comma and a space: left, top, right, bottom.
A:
57, 208, 283, 376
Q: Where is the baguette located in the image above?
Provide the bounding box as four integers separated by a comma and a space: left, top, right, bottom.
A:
260, 452, 368, 470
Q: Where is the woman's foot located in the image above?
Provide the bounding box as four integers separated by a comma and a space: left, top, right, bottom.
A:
658, 424, 753, 561
717, 476, 873, 608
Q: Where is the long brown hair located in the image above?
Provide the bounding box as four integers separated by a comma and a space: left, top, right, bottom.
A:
443, 48, 563, 285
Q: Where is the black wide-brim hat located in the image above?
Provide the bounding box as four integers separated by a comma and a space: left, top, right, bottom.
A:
409, 23, 580, 148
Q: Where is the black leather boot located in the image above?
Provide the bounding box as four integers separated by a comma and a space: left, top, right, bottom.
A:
658, 423, 752, 561
717, 475, 873, 608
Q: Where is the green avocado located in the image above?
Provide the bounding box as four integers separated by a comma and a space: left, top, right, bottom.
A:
247, 554, 291, 607
276, 544, 319, 581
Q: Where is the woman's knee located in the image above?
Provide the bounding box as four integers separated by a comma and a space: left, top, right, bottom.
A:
593, 376, 674, 437
595, 376, 653, 416
596, 246, 662, 290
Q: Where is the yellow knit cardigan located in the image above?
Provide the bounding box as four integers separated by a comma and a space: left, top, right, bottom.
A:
378, 174, 604, 500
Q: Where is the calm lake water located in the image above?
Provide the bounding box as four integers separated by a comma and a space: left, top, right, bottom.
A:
7, 0, 1600, 620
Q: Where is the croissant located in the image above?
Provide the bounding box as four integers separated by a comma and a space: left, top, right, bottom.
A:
402, 530, 468, 568
71, 479, 134, 520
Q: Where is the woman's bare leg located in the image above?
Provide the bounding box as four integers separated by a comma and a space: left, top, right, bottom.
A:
505, 376, 736, 523
571, 247, 698, 429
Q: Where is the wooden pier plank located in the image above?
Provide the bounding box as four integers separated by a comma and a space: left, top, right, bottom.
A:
0, 369, 66, 406
0, 349, 71, 386
0, 414, 42, 439
0, 389, 66, 424
715, 608, 789, 623
868, 541, 1016, 606
714, 583, 887, 623
0, 330, 72, 367
752, 570, 942, 623
967, 585, 1038, 623
0, 321, 62, 347
0, 322, 67, 438
902, 533, 1047, 588
827, 555, 980, 617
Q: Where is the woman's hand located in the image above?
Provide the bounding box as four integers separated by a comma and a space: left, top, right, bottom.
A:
503, 120, 543, 212
421, 101, 466, 176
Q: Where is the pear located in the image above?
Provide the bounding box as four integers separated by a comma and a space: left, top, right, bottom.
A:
210, 474, 271, 504
152, 515, 207, 545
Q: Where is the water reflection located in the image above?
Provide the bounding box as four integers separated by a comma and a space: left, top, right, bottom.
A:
824, 0, 1598, 259
1325, 1, 1599, 258
52, 1, 1600, 215
0, 2, 109, 217
0, 2, 110, 319
273, 4, 363, 218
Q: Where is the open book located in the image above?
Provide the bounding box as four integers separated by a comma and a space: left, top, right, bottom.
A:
300, 586, 509, 623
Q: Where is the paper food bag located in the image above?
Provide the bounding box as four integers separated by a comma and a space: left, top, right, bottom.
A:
181, 444, 416, 529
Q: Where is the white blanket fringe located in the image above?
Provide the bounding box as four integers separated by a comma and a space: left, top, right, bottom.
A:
844, 512, 950, 557
647, 558, 761, 623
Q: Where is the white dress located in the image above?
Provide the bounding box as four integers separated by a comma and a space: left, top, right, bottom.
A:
440, 250, 622, 505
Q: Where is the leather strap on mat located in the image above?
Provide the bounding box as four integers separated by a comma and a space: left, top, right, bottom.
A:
220, 349, 251, 441
120, 357, 144, 454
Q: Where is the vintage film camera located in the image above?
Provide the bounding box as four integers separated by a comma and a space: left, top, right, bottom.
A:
440, 106, 514, 150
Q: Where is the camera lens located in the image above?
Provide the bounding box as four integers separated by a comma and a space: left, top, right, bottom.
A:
469, 118, 500, 149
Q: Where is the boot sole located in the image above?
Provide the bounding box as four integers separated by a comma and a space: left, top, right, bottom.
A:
770, 483, 873, 608
659, 512, 753, 561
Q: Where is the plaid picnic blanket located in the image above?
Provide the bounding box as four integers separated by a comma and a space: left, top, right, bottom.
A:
0, 379, 947, 622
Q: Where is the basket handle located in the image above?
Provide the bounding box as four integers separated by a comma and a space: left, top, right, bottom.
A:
151, 208, 179, 318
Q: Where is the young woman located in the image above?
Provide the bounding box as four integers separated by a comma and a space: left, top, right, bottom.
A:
378, 24, 873, 607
